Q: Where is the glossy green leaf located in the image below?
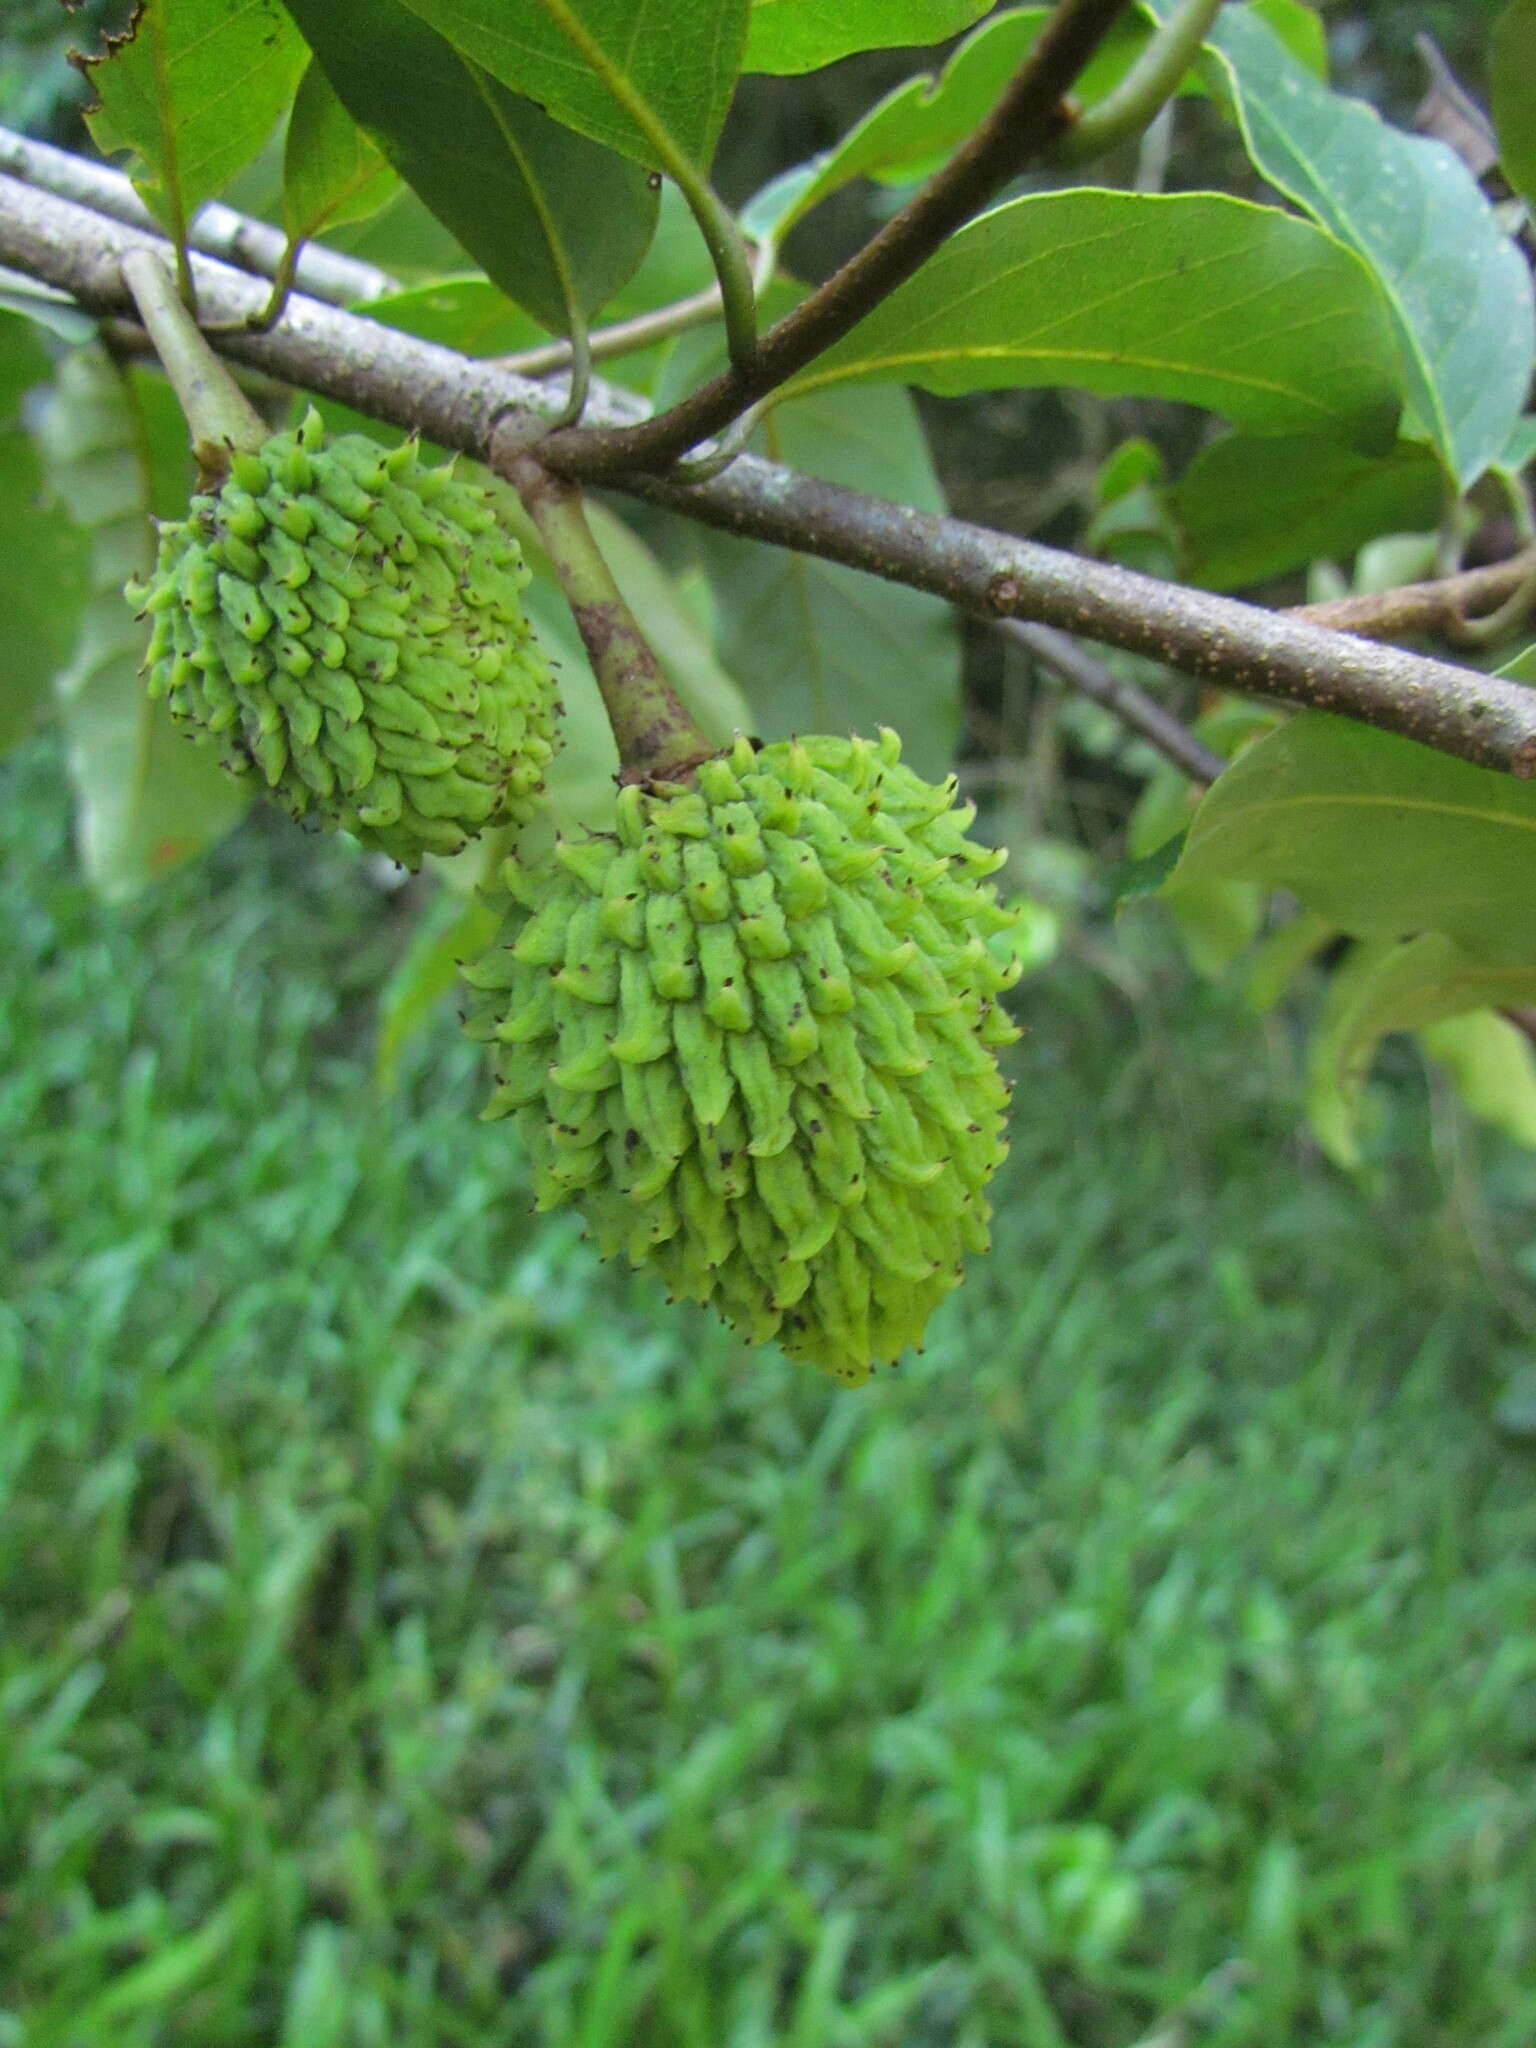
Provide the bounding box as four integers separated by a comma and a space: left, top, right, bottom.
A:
1493, 0, 1536, 210
278, 0, 658, 333
84, 0, 308, 235
31, 348, 248, 898
399, 0, 748, 169
1307, 934, 1536, 1166
786, 191, 1403, 450
1172, 712, 1536, 967
1178, 0, 1536, 487
744, 0, 991, 74
1421, 1009, 1536, 1151
1173, 434, 1447, 591
0, 421, 89, 755
283, 59, 400, 239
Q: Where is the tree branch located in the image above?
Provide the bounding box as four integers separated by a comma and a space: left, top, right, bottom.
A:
1288, 548, 1536, 644
998, 619, 1225, 783
539, 0, 1133, 480
4, 168, 1535, 779
0, 126, 390, 309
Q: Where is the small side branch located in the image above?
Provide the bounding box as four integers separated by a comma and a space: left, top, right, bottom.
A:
998, 619, 1225, 782
1289, 548, 1536, 643
1063, 0, 1223, 161
540, 0, 1133, 479
498, 284, 725, 378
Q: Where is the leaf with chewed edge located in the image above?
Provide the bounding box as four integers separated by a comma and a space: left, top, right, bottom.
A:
85, 0, 308, 237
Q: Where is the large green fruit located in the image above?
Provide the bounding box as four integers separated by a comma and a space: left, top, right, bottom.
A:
463, 731, 1021, 1384
132, 411, 558, 867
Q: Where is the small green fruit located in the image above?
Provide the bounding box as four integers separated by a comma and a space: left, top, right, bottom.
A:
463, 730, 1021, 1384
131, 410, 558, 867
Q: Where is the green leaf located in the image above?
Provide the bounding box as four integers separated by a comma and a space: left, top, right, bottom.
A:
1248, 0, 1328, 78
1123, 696, 1284, 982
1306, 933, 1536, 1166
377, 887, 500, 1091
1102, 833, 1187, 908
785, 190, 1403, 451
0, 307, 52, 427
1420, 1009, 1536, 1152
1497, 415, 1536, 479
398, 0, 749, 170
742, 8, 1051, 242
31, 347, 249, 898
0, 421, 90, 756
1245, 910, 1334, 1014
1173, 434, 1447, 591
1178, 0, 1536, 487
1172, 712, 1536, 967
283, 60, 400, 240
990, 894, 1061, 977
0, 271, 96, 345
360, 185, 721, 389
744, 0, 991, 74
278, 0, 658, 333
365, 278, 546, 359
83, 0, 309, 237
1493, 0, 1536, 210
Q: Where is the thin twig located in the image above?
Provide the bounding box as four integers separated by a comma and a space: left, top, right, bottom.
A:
5, 171, 1536, 778
540, 0, 1133, 479
998, 619, 1225, 782
1062, 0, 1223, 162
498, 284, 724, 377
1288, 548, 1536, 643
120, 248, 269, 477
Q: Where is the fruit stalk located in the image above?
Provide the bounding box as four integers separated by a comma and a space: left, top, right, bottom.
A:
119, 248, 268, 483
504, 450, 715, 788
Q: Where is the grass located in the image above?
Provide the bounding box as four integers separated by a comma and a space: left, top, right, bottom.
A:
4, 736, 1536, 2048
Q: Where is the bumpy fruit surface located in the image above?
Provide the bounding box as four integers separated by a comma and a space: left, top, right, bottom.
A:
463, 730, 1021, 1384
132, 411, 558, 867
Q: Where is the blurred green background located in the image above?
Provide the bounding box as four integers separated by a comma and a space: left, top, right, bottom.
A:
5, 4, 1536, 2043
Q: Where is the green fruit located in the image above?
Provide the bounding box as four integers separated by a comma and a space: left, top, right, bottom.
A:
463, 730, 1021, 1384
131, 410, 558, 867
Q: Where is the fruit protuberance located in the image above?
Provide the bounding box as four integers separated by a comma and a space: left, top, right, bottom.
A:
131, 411, 559, 868
463, 730, 1021, 1384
